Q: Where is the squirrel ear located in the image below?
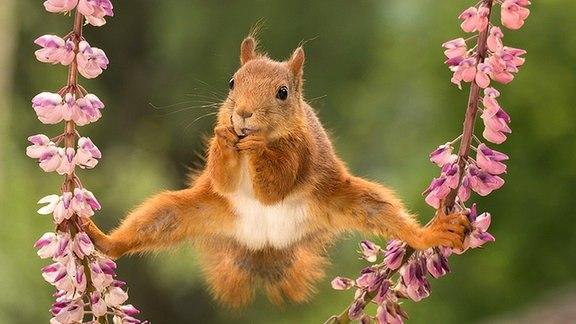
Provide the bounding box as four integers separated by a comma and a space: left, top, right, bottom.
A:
288, 46, 305, 78
240, 37, 257, 65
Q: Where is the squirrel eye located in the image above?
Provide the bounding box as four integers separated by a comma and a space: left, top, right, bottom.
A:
228, 78, 235, 90
276, 86, 288, 100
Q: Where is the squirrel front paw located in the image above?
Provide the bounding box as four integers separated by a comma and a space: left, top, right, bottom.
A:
215, 126, 240, 149
235, 134, 266, 154
416, 210, 471, 250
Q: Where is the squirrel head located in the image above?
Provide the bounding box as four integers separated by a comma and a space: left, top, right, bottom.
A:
218, 36, 306, 139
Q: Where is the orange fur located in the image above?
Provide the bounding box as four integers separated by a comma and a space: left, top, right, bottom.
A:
84, 36, 469, 307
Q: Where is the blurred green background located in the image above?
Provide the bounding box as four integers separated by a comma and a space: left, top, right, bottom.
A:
1, 0, 575, 323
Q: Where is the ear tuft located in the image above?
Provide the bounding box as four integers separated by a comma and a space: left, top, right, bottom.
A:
288, 46, 305, 78
240, 37, 257, 65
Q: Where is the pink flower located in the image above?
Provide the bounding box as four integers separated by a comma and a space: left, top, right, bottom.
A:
90, 292, 107, 317
429, 143, 457, 167
105, 285, 129, 306
77, 41, 109, 79
26, 134, 52, 158
37, 193, 74, 224
487, 26, 504, 52
423, 162, 459, 208
34, 35, 75, 66
71, 188, 101, 218
331, 277, 355, 290
42, 261, 75, 293
78, 0, 114, 27
376, 304, 404, 324
476, 143, 509, 175
73, 232, 95, 258
466, 165, 505, 196
359, 240, 381, 262
481, 100, 511, 144
475, 62, 492, 88
76, 137, 102, 168
56, 147, 76, 175
356, 268, 379, 290
74, 93, 105, 125
458, 6, 489, 33
458, 172, 471, 203
52, 299, 84, 324
488, 47, 526, 84
39, 147, 63, 173
35, 232, 59, 259
90, 260, 114, 291
442, 38, 467, 60
451, 57, 477, 89
32, 92, 64, 124
458, 7, 479, 33
43, 0, 78, 13
476, 6, 490, 32
501, 0, 531, 30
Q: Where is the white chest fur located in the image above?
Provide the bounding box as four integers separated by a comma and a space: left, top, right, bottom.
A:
227, 157, 310, 250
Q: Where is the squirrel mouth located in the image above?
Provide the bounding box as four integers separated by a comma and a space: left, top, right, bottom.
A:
236, 127, 256, 138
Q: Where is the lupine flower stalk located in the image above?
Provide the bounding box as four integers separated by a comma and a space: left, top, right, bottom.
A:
28, 2, 146, 323
326, 1, 529, 322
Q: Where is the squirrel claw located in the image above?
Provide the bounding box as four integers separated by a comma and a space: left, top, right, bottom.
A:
418, 211, 470, 250
215, 126, 239, 148
235, 135, 266, 153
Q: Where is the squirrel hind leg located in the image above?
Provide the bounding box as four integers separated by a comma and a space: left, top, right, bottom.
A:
264, 249, 328, 305
204, 261, 256, 309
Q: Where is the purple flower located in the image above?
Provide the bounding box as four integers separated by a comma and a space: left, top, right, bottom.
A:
476, 143, 509, 175
348, 296, 366, 321
399, 257, 431, 302
359, 240, 381, 262
121, 304, 141, 317
372, 279, 391, 305
376, 304, 404, 324
424, 249, 450, 278
467, 165, 505, 196
383, 239, 406, 270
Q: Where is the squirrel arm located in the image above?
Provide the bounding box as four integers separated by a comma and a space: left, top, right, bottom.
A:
84, 177, 228, 259
321, 176, 469, 250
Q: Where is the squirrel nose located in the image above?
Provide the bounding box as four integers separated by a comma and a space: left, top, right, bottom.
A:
235, 109, 253, 119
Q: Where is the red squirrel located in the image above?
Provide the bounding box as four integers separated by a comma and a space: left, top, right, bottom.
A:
84, 36, 469, 308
